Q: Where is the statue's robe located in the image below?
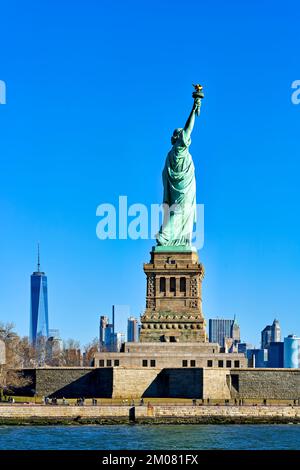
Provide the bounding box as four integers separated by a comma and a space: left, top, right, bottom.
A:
157, 129, 196, 246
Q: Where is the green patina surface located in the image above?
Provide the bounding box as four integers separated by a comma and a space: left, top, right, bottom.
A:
156, 88, 203, 248
152, 245, 197, 253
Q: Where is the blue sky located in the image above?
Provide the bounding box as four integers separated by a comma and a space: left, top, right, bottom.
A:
0, 0, 299, 347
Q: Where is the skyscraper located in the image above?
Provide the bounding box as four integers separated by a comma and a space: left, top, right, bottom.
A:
99, 306, 128, 351
105, 323, 114, 351
271, 319, 281, 343
231, 318, 240, 343
284, 335, 300, 368
261, 324, 272, 349
29, 245, 49, 345
208, 318, 240, 348
127, 316, 139, 342
261, 319, 281, 349
99, 315, 109, 350
114, 332, 125, 352
45, 335, 63, 365
246, 348, 268, 368
99, 315, 114, 351
268, 342, 284, 368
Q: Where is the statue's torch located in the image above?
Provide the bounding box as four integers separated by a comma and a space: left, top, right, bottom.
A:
192, 84, 204, 116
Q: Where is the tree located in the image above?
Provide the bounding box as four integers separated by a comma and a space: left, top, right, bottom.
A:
61, 338, 82, 366
83, 337, 99, 366
45, 337, 64, 367
64, 339, 80, 350
0, 323, 33, 394
19, 337, 38, 368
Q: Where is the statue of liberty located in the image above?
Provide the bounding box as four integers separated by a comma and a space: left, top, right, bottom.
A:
156, 85, 204, 247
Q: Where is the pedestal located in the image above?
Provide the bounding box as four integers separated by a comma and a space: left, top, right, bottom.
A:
140, 247, 206, 342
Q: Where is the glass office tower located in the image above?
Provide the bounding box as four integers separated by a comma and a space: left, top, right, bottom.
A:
29, 247, 49, 344
209, 318, 233, 347
127, 316, 139, 342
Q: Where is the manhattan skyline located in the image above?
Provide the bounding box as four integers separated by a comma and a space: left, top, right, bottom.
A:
0, 0, 300, 346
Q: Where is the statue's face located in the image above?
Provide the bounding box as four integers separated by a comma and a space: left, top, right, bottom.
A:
171, 128, 183, 145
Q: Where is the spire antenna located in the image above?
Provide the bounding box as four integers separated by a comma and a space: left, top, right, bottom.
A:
37, 242, 40, 272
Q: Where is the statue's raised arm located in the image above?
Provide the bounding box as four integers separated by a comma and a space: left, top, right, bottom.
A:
184, 84, 204, 140
183, 102, 197, 141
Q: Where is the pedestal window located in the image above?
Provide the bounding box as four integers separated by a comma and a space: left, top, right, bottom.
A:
160, 277, 166, 293
170, 277, 176, 293
180, 277, 186, 293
